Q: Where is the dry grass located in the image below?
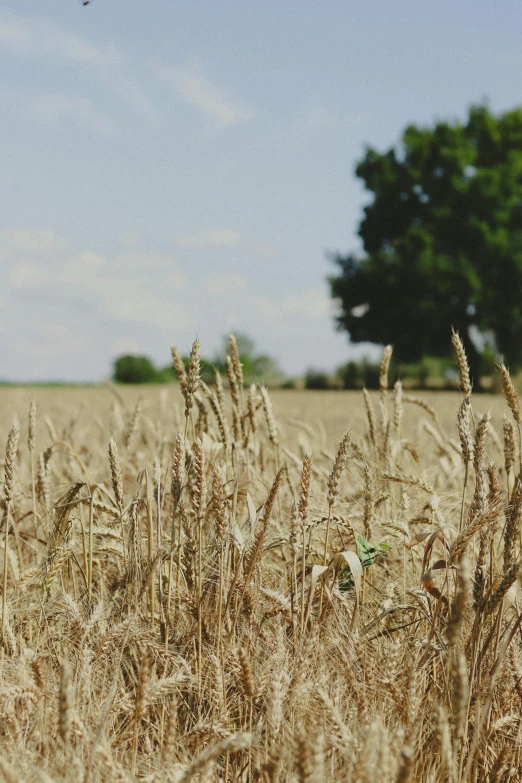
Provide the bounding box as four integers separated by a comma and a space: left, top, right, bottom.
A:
0, 336, 521, 782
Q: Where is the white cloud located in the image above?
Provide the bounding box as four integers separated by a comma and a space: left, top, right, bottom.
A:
0, 20, 32, 49
252, 289, 332, 323
13, 323, 93, 359
168, 271, 186, 290
110, 255, 139, 272
203, 274, 246, 294
105, 254, 185, 286
158, 64, 249, 127
0, 15, 123, 68
3, 84, 122, 136
3, 236, 196, 381
58, 252, 104, 284
105, 74, 157, 122
0, 14, 157, 121
281, 289, 331, 318
9, 262, 50, 289
28, 91, 116, 136
243, 241, 279, 261
250, 297, 280, 324
99, 283, 188, 331
44, 323, 95, 354
118, 230, 140, 249
0, 229, 66, 259
5, 241, 191, 334
173, 229, 241, 249
55, 252, 191, 331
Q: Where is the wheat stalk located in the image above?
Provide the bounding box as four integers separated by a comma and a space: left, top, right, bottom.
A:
3, 331, 522, 781
2, 421, 19, 637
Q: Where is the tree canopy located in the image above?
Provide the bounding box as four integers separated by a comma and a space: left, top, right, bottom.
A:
329, 105, 522, 367
113, 355, 159, 384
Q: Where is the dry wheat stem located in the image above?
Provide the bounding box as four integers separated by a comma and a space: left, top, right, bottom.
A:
168, 433, 185, 625
2, 421, 19, 637
28, 400, 38, 535
299, 454, 312, 634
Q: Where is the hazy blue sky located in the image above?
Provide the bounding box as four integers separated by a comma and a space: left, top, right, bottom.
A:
1, 1, 521, 380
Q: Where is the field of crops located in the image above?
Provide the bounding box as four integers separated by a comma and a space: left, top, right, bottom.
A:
0, 337, 520, 782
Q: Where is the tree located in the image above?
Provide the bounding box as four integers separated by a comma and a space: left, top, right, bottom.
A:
113, 355, 159, 384
215, 333, 281, 383
304, 369, 331, 389
329, 105, 522, 367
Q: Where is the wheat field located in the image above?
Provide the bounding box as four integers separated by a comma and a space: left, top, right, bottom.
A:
0, 335, 520, 782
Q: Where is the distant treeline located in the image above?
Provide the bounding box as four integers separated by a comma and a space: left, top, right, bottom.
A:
114, 352, 500, 391
112, 333, 283, 387
304, 349, 501, 391
113, 332, 501, 391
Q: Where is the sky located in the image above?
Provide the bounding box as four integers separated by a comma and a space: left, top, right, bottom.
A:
1, 1, 522, 381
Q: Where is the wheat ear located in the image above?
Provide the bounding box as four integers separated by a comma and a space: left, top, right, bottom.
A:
323, 431, 351, 565
299, 454, 312, 633
2, 421, 20, 637
451, 328, 472, 396
28, 400, 37, 534
498, 362, 522, 471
